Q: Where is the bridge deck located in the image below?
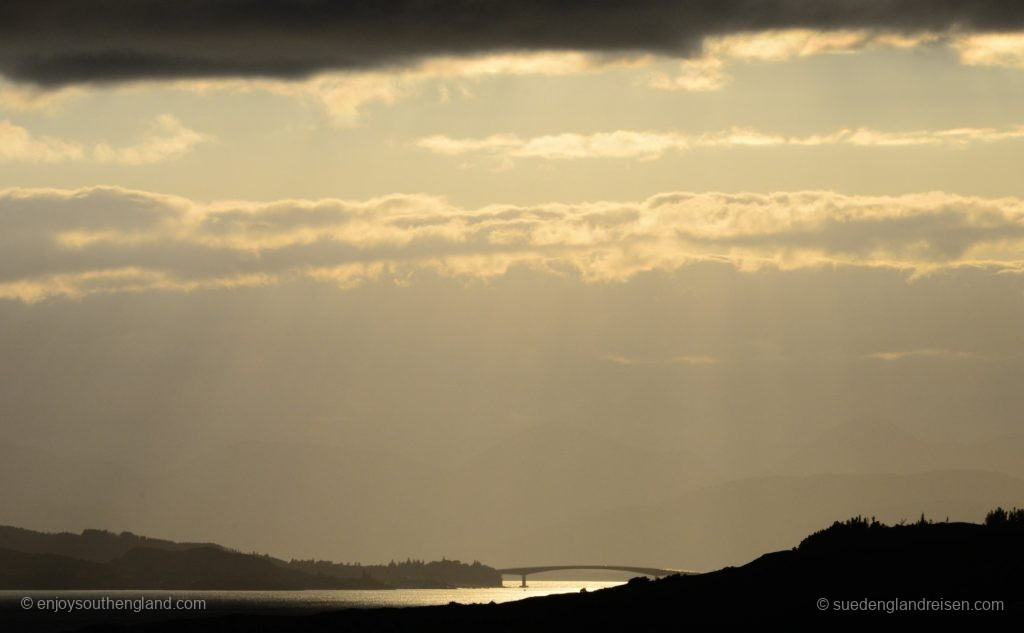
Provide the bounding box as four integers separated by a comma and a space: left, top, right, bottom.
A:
496, 565, 681, 577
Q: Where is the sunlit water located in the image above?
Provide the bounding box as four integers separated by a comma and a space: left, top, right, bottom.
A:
4, 580, 624, 610
1, 581, 626, 631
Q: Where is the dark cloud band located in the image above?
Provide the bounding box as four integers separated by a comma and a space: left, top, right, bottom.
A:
3, 1, 1024, 85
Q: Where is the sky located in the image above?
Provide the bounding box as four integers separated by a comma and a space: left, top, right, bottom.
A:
2, 1, 1024, 567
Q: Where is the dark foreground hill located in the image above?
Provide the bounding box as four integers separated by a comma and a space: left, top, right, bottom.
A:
66, 513, 1024, 630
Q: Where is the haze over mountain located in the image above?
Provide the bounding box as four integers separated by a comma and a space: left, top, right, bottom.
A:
778, 419, 1024, 478
5, 417, 1024, 570
504, 470, 1024, 570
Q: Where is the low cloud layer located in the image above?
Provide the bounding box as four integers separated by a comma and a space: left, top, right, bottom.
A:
2, 2, 1024, 86
418, 124, 1024, 161
2, 187, 1024, 302
0, 115, 210, 164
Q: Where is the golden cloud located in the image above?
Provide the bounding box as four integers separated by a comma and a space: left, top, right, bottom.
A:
0, 115, 211, 165
2, 187, 1024, 302
417, 124, 1024, 162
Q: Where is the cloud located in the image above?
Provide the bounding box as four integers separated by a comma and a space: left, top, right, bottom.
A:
953, 33, 1024, 68
162, 51, 642, 126
3, 186, 1024, 302
0, 119, 85, 162
92, 114, 213, 165
650, 29, 940, 91
2, 1, 1024, 86
0, 115, 211, 164
0, 82, 84, 112
863, 348, 979, 361
603, 354, 719, 366
417, 124, 1024, 161
418, 131, 688, 160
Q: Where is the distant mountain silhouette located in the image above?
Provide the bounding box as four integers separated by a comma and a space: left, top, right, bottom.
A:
289, 557, 500, 588
0, 545, 377, 590
424, 423, 718, 548
0, 525, 500, 590
0, 525, 221, 563
779, 418, 1024, 477
77, 427, 716, 564
453, 422, 718, 509
502, 470, 1024, 570
127, 440, 441, 562
109, 546, 379, 590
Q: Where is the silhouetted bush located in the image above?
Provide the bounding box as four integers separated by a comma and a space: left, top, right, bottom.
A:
986, 506, 1024, 527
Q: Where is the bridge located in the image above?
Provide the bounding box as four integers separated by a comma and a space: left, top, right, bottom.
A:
496, 565, 684, 587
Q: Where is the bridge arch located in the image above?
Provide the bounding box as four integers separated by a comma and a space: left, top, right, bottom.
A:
496, 565, 682, 588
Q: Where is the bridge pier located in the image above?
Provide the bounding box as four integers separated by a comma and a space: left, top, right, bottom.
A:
520, 574, 527, 588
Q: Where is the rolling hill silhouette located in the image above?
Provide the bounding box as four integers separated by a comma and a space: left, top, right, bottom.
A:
0, 545, 376, 590
0, 526, 499, 590
0, 525, 220, 563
